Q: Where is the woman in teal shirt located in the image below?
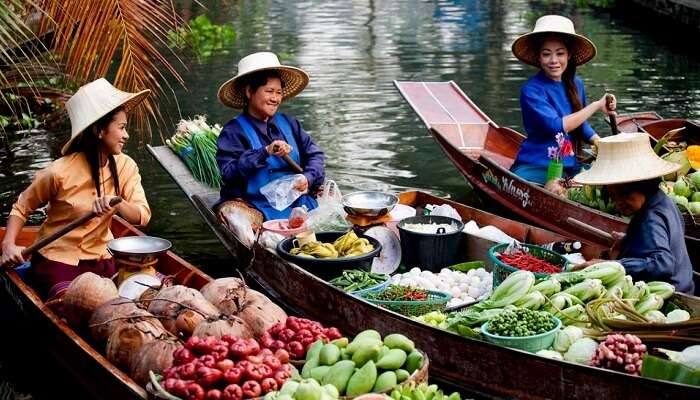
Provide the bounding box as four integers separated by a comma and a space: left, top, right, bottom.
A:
510, 15, 616, 185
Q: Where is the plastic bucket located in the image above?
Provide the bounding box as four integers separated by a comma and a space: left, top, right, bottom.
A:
397, 215, 465, 271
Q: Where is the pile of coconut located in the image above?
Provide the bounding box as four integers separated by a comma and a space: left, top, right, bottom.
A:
56, 272, 287, 386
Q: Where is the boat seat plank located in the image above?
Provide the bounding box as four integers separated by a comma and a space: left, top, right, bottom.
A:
147, 145, 219, 208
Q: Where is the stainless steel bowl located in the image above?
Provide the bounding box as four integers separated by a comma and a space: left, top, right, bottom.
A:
342, 191, 398, 217
107, 236, 172, 258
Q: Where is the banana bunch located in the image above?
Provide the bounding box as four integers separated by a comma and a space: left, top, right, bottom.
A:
333, 230, 374, 257
290, 230, 375, 259
290, 241, 339, 258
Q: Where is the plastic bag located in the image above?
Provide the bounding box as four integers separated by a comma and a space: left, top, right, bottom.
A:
425, 203, 462, 221
260, 231, 285, 250
260, 174, 306, 211
306, 180, 351, 232
222, 206, 256, 247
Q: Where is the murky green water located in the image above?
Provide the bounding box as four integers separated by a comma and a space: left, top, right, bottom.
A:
1, 0, 699, 397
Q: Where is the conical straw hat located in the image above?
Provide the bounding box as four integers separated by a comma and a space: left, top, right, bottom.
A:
217, 52, 309, 109
573, 132, 681, 186
62, 78, 150, 155
511, 15, 596, 67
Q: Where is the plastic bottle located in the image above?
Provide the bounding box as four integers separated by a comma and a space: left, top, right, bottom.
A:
541, 241, 582, 254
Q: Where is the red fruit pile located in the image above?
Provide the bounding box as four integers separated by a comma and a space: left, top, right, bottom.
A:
161, 335, 293, 400
260, 316, 343, 359
591, 333, 647, 375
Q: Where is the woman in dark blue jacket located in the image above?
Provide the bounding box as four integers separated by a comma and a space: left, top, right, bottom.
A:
510, 15, 615, 185
216, 52, 325, 221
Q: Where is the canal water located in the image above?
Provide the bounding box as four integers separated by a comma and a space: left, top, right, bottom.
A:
1, 0, 699, 398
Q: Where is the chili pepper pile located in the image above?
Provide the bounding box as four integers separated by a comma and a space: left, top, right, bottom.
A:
329, 270, 389, 292
365, 285, 429, 301
159, 335, 293, 400
497, 251, 562, 274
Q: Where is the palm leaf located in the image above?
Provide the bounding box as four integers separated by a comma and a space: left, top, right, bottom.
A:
37, 0, 190, 142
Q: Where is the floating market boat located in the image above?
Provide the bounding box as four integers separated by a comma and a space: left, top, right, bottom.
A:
0, 218, 213, 399
393, 81, 700, 275
147, 144, 700, 399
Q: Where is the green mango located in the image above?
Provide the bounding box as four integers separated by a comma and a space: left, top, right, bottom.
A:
354, 329, 382, 342
306, 340, 325, 362
372, 371, 398, 392
331, 337, 349, 348
321, 360, 355, 394
310, 365, 332, 382
383, 334, 415, 352
405, 351, 424, 374
395, 369, 410, 382
319, 344, 341, 366
295, 381, 322, 400
280, 381, 300, 396
346, 360, 378, 396
347, 338, 382, 354
352, 343, 381, 367
376, 348, 407, 370
322, 384, 339, 399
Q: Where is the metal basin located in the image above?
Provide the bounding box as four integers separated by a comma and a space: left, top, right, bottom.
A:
107, 236, 172, 258
342, 191, 398, 217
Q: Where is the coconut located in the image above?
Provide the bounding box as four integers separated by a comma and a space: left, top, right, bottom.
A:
129, 338, 182, 386
138, 275, 175, 309
237, 290, 287, 338
88, 297, 148, 345
175, 309, 207, 337
147, 285, 219, 335
192, 317, 253, 339
61, 272, 119, 329
200, 277, 246, 315
106, 318, 167, 370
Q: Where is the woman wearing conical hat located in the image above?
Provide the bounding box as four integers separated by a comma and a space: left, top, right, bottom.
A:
573, 133, 694, 294
216, 52, 324, 222
1, 79, 152, 299
510, 15, 617, 185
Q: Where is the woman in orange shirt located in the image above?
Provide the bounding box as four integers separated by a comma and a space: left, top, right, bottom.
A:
1, 78, 152, 299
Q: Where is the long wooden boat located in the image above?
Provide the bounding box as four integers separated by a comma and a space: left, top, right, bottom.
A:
0, 218, 212, 400
393, 81, 700, 272
147, 144, 700, 399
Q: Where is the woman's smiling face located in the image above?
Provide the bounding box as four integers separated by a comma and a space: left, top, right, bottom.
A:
246, 77, 283, 121
538, 36, 570, 81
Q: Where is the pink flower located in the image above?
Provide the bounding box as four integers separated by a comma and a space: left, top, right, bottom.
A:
555, 132, 566, 147
547, 146, 559, 160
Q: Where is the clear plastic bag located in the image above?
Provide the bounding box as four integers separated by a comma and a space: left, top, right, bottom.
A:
425, 203, 462, 221
221, 206, 256, 247
260, 174, 307, 211
306, 180, 351, 232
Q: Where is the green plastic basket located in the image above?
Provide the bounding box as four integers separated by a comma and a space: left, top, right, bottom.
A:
481, 316, 561, 353
488, 243, 569, 288
360, 290, 451, 317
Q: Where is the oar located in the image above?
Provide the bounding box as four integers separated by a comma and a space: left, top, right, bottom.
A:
2, 197, 122, 269
606, 94, 618, 135
272, 143, 304, 174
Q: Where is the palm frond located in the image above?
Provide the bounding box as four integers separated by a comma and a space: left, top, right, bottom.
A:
38, 0, 189, 142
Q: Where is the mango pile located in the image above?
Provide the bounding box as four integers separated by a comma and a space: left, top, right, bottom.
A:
264, 378, 340, 400
291, 230, 374, 259
300, 330, 424, 397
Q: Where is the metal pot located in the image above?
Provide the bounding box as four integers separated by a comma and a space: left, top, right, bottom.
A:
342, 191, 398, 217
107, 236, 171, 284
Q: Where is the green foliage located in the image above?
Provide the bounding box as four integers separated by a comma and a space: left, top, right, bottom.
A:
169, 15, 236, 61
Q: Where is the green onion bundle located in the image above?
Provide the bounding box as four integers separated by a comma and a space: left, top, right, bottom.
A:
167, 116, 222, 188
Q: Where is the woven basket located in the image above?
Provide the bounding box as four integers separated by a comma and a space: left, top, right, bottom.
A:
488, 243, 569, 288
360, 290, 451, 317
481, 316, 561, 353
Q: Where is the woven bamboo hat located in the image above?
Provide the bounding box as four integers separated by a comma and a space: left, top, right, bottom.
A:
573, 132, 681, 185
511, 15, 596, 67
62, 78, 150, 155
217, 52, 309, 109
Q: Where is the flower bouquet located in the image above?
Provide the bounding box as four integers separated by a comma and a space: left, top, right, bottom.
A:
546, 133, 574, 182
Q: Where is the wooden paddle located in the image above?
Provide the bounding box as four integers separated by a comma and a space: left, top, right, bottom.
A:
1, 197, 122, 269
272, 143, 304, 174
606, 94, 618, 135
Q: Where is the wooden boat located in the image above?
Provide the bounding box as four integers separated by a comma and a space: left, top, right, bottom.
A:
0, 218, 212, 400
393, 81, 700, 271
147, 144, 700, 399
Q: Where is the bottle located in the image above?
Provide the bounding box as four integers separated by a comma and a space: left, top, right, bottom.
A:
541, 240, 581, 254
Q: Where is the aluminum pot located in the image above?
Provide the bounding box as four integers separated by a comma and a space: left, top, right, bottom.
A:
342, 191, 398, 217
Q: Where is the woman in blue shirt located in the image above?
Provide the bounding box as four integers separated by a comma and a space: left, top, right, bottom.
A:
510, 15, 616, 185
573, 133, 695, 294
216, 52, 325, 222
